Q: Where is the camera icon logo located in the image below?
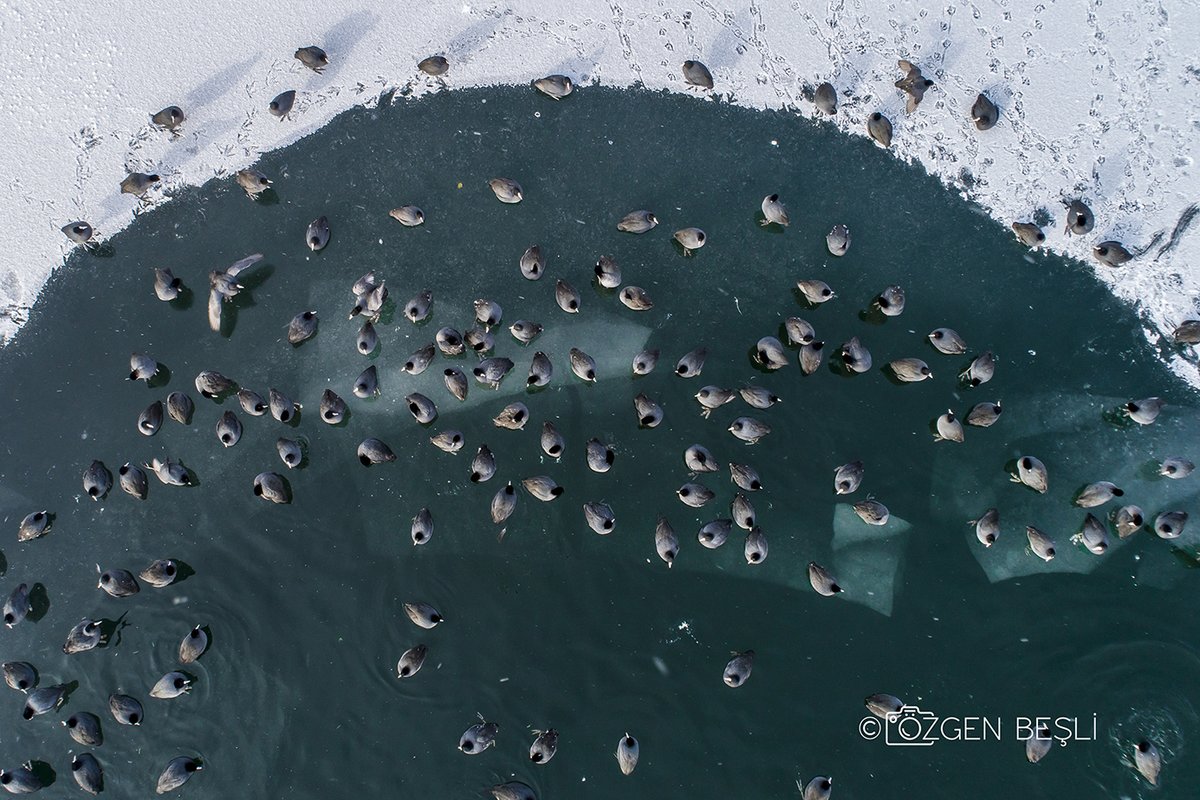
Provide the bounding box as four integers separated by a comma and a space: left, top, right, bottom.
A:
885, 705, 938, 746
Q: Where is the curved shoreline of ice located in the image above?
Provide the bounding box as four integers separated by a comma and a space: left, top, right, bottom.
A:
1, 0, 1197, 384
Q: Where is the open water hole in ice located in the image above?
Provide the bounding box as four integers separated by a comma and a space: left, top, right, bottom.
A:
0, 86, 1198, 799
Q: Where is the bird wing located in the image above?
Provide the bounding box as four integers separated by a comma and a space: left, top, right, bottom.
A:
207, 288, 223, 332
224, 253, 263, 278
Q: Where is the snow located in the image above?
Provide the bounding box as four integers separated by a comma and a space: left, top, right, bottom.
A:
1, 0, 1198, 385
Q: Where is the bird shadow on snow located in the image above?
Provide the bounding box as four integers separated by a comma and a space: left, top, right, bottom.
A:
314, 10, 380, 82
704, 9, 753, 72
184, 56, 260, 108
445, 15, 505, 62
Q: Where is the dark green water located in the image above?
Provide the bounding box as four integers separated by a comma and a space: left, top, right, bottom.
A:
1, 86, 1197, 799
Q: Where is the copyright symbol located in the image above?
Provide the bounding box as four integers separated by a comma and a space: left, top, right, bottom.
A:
859, 716, 881, 740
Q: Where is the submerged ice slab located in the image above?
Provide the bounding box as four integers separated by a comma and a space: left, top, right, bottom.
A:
934, 393, 1200, 582
831, 503, 912, 618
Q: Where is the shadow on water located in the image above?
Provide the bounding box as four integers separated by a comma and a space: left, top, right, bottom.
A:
0, 86, 1197, 800
27, 583, 50, 622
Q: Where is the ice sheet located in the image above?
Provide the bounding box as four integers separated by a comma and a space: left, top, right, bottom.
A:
1, 0, 1198, 392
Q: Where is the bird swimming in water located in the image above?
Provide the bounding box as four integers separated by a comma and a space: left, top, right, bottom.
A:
965, 401, 1002, 427
740, 385, 781, 409
397, 644, 428, 678
927, 328, 967, 354
3, 660, 37, 692
959, 351, 995, 386
723, 650, 755, 686
108, 693, 143, 725
4, 584, 31, 628
797, 280, 835, 305
98, 567, 140, 598
674, 227, 706, 255
684, 444, 719, 474
617, 210, 657, 234
632, 349, 659, 375
616, 734, 639, 775
1075, 481, 1123, 507
306, 216, 330, 251
232, 389, 267, 419
390, 205, 425, 226
729, 462, 763, 492
1124, 397, 1163, 425
1012, 456, 1049, 493
569, 348, 597, 382
83, 460, 113, 500
854, 499, 890, 525
153, 268, 184, 301
656, 517, 679, 567
63, 619, 103, 653
519, 245, 544, 279
1026, 526, 1056, 561
529, 728, 558, 764
430, 430, 465, 454
761, 194, 789, 227
471, 445, 496, 483
874, 285, 905, 316
129, 351, 158, 381
287, 311, 318, 345
404, 289, 433, 322
889, 358, 932, 382
17, 510, 51, 541
150, 671, 193, 699
491, 482, 517, 525
826, 223, 851, 255
555, 279, 581, 313
1134, 740, 1162, 786
839, 336, 872, 373
156, 756, 202, 794
522, 476, 564, 501
1160, 456, 1194, 478
808, 562, 843, 596
70, 758, 104, 796
833, 461, 864, 495
1026, 725, 1053, 762
64, 711, 103, 746
489, 177, 523, 203
971, 508, 1000, 547
694, 385, 735, 416
179, 625, 208, 662
620, 285, 654, 310
459, 715, 500, 753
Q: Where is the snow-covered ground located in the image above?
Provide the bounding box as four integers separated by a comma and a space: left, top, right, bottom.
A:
2, 0, 1197, 383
